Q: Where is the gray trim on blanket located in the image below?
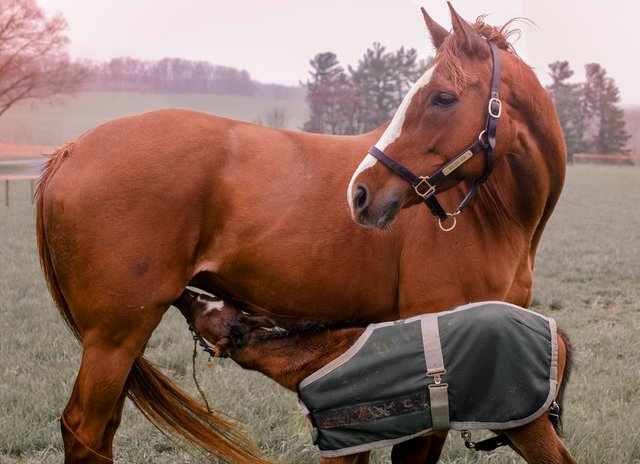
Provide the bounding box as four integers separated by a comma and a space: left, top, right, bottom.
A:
317, 427, 434, 458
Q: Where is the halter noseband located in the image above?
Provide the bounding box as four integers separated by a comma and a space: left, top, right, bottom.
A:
368, 42, 502, 232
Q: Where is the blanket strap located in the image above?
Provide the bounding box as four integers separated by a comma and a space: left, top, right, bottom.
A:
422, 315, 450, 430
462, 430, 512, 451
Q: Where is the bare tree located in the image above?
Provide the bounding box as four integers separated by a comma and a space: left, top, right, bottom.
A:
0, 0, 86, 118
253, 108, 289, 128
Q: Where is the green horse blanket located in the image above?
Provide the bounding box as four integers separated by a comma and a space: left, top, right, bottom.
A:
297, 301, 558, 457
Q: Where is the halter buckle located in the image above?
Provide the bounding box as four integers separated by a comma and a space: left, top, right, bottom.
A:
488, 97, 502, 118
413, 176, 436, 199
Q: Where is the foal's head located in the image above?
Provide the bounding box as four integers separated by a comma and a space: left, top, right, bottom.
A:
347, 5, 519, 229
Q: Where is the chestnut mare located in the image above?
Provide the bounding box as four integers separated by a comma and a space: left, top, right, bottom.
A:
36, 5, 566, 464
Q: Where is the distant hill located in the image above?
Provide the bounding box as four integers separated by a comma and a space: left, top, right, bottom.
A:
2, 90, 638, 159
0, 91, 310, 146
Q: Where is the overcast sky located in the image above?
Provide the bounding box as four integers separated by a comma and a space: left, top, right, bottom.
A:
40, 0, 640, 104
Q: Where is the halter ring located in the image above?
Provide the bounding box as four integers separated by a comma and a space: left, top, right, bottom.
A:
438, 212, 458, 232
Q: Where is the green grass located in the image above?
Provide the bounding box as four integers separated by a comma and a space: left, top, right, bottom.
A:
0, 91, 309, 145
0, 165, 639, 463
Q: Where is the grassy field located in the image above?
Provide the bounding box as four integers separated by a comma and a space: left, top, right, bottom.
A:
0, 165, 639, 463
0, 92, 309, 146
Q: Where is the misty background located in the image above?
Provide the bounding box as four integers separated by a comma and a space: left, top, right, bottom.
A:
2, 0, 639, 160
37, 0, 640, 103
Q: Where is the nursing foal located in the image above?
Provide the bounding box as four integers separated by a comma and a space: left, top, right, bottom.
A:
175, 291, 576, 464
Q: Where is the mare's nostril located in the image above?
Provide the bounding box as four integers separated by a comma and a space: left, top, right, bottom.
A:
354, 184, 369, 213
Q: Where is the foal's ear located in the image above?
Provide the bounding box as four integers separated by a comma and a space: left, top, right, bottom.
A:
447, 2, 488, 57
421, 7, 449, 50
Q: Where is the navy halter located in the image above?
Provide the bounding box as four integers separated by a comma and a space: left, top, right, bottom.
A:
368, 42, 502, 231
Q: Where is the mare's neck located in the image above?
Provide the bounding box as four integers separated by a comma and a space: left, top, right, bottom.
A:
474, 68, 565, 235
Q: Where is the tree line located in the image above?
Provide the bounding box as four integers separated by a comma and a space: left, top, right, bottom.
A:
546, 61, 629, 159
79, 57, 304, 100
302, 44, 430, 135
0, 0, 302, 121
302, 45, 631, 161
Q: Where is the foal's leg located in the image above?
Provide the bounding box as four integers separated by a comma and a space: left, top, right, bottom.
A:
390, 432, 447, 464
506, 331, 576, 464
506, 415, 576, 464
320, 452, 371, 464
391, 436, 433, 463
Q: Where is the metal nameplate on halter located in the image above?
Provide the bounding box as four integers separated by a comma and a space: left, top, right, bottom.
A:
413, 177, 436, 198
442, 150, 473, 176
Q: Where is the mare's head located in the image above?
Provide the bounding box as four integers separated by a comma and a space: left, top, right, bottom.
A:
347, 5, 523, 229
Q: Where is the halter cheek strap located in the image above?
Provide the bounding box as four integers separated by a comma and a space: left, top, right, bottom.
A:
368, 42, 502, 230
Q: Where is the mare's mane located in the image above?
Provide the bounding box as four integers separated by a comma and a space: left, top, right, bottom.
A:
435, 16, 527, 89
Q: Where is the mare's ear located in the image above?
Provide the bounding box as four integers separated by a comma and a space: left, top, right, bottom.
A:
421, 7, 449, 50
447, 2, 488, 57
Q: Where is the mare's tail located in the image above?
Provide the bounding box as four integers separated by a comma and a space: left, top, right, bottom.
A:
36, 145, 268, 463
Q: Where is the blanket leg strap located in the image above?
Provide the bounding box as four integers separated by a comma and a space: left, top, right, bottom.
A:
461, 430, 512, 451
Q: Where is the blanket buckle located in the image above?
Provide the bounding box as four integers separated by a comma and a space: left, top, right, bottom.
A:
427, 368, 446, 385
461, 430, 475, 449
461, 429, 512, 452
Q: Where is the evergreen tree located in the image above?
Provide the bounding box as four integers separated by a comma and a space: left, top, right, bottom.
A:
546, 61, 585, 160
302, 52, 358, 134
349, 43, 422, 132
582, 63, 630, 154
301, 45, 427, 135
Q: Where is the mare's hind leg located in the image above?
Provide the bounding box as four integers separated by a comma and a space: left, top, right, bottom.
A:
61, 302, 166, 463
506, 415, 576, 463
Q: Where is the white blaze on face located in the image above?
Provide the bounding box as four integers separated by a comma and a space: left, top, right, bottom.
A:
347, 65, 435, 212
203, 299, 225, 315
375, 66, 435, 151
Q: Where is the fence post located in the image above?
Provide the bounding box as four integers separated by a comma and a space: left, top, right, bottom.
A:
0, 176, 39, 207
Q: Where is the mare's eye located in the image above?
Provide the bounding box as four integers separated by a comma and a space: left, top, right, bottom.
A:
432, 92, 457, 107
